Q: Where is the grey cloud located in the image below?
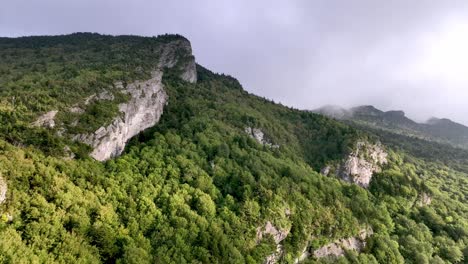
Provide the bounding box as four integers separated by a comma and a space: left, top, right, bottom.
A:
1, 0, 468, 124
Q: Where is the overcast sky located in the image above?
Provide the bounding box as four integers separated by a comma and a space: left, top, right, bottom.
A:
1, 0, 468, 124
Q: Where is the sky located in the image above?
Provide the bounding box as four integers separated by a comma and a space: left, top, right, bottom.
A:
1, 0, 468, 125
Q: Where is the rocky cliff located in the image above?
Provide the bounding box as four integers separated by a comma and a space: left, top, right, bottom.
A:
256, 221, 290, 264
156, 38, 197, 83
322, 141, 387, 188
75, 38, 197, 161
337, 141, 387, 188
294, 228, 373, 263
31, 37, 197, 161
245, 127, 279, 148
75, 71, 168, 161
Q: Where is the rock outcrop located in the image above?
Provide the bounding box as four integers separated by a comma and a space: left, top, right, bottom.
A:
294, 228, 373, 263
75, 71, 168, 161
33, 110, 58, 128
417, 192, 432, 206
180, 59, 197, 83
0, 174, 7, 204
157, 38, 197, 83
336, 141, 387, 188
256, 221, 290, 264
246, 127, 266, 145
245, 127, 279, 148
313, 228, 373, 259
75, 38, 197, 161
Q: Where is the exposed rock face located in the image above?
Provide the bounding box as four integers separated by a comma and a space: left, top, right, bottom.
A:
180, 59, 197, 83
256, 221, 290, 264
69, 106, 84, 114
246, 127, 265, 145
313, 228, 373, 258
157, 38, 197, 83
245, 127, 279, 148
75, 71, 167, 161
29, 38, 197, 161
293, 228, 373, 263
0, 175, 7, 204
33, 110, 58, 128
417, 192, 432, 206
320, 166, 331, 176
75, 38, 197, 161
337, 141, 387, 188
257, 221, 289, 244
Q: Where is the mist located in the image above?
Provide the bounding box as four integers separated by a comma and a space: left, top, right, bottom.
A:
1, 0, 468, 125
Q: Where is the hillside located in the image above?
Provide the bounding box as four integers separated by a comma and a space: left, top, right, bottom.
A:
315, 105, 468, 150
0, 33, 467, 264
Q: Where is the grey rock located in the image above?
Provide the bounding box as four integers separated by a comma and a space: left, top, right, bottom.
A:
69, 106, 84, 114
337, 141, 387, 188
245, 127, 265, 145
32, 110, 58, 128
157, 38, 197, 83
320, 166, 331, 176
76, 38, 197, 161
180, 58, 197, 83
77, 71, 167, 161
293, 228, 373, 263
245, 127, 279, 148
97, 90, 114, 101
256, 221, 290, 264
313, 228, 373, 259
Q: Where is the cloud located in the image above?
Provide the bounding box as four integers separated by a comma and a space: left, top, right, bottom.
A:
1, 0, 468, 124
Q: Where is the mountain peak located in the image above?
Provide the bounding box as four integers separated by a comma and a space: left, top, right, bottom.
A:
384, 110, 406, 117
350, 105, 383, 116
426, 117, 454, 125
315, 104, 468, 149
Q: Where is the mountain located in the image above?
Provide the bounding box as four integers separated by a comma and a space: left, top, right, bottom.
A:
424, 117, 468, 147
0, 33, 467, 264
315, 105, 468, 149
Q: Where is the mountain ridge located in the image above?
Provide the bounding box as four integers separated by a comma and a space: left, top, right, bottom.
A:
314, 104, 468, 149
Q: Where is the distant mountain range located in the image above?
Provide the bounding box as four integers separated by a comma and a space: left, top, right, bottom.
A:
314, 105, 468, 150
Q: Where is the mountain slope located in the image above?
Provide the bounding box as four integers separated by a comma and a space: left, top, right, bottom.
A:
0, 34, 467, 264
315, 105, 468, 150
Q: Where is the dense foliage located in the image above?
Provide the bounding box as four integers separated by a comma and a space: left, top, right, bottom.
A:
0, 33, 189, 155
0, 34, 466, 263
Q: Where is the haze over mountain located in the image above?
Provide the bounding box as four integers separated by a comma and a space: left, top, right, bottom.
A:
2, 0, 468, 125
315, 105, 468, 149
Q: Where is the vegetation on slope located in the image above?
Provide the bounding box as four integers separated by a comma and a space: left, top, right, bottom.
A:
0, 34, 466, 263
0, 33, 190, 156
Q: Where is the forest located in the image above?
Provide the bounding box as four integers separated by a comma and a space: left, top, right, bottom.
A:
0, 33, 466, 263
